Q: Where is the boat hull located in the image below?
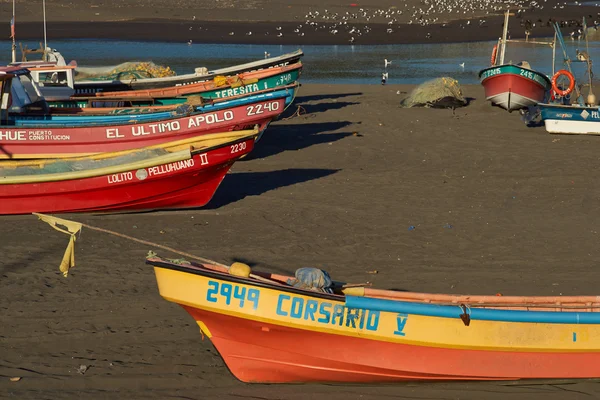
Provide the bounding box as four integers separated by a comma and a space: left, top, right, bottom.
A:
74, 50, 303, 93
1, 137, 255, 214
479, 65, 551, 111
0, 94, 287, 159
60, 64, 302, 108
539, 103, 600, 135
153, 264, 600, 384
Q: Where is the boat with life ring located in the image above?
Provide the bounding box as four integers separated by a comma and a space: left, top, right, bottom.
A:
537, 24, 600, 135
478, 11, 553, 111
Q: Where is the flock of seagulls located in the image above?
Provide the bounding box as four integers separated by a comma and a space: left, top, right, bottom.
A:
183, 2, 599, 44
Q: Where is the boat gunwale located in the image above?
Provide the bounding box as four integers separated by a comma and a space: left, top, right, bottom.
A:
148, 258, 600, 311
75, 49, 304, 86
147, 258, 343, 302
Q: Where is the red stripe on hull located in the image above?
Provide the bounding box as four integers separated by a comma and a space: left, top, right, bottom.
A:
1, 138, 254, 214
482, 74, 547, 104
183, 306, 600, 383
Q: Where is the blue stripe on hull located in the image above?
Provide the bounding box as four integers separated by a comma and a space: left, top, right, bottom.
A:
8, 89, 294, 128
539, 104, 600, 123
346, 295, 600, 324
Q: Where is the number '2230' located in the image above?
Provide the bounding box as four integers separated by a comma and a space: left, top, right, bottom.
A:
206, 280, 260, 310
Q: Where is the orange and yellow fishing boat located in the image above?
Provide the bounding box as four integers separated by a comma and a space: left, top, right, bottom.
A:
149, 256, 600, 383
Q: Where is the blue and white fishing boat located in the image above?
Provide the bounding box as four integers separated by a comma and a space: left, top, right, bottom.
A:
538, 20, 598, 135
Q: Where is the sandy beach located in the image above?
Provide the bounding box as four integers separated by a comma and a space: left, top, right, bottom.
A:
3, 82, 600, 398
2, 0, 599, 44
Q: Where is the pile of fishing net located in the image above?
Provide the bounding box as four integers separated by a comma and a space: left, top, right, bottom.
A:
74, 61, 177, 81
400, 77, 468, 109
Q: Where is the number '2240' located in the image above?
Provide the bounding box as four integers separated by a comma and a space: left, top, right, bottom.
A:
246, 101, 280, 116
206, 280, 260, 309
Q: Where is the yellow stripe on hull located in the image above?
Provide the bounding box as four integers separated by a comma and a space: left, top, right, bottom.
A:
154, 267, 600, 353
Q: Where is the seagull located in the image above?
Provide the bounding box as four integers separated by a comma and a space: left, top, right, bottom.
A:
246, 31, 252, 35
229, 32, 234, 35
187, 40, 193, 45
277, 33, 283, 37
276, 26, 282, 31
264, 51, 270, 58
384, 59, 392, 68
459, 62, 465, 68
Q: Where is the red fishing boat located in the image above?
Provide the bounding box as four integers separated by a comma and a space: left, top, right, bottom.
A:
0, 90, 288, 159
149, 256, 600, 383
478, 11, 552, 111
0, 130, 257, 214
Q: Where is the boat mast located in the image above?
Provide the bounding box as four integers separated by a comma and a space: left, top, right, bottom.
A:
499, 9, 510, 65
42, 0, 47, 61
11, 0, 15, 63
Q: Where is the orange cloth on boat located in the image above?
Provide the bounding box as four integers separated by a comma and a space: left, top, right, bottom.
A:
34, 213, 83, 277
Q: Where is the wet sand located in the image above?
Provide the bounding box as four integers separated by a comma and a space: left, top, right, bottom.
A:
3, 0, 599, 44
3, 83, 600, 398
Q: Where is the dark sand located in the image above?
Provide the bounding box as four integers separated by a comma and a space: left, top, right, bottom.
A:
3, 0, 600, 44
3, 83, 600, 398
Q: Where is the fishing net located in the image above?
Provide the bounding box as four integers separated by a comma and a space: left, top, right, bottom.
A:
0, 148, 169, 177
400, 77, 468, 109
74, 61, 177, 81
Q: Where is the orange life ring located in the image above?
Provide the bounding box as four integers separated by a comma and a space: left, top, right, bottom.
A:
551, 69, 575, 97
490, 45, 498, 66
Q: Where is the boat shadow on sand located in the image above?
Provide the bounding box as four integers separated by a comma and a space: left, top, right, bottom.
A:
281, 92, 362, 117
285, 100, 360, 116
205, 168, 339, 209
293, 92, 363, 103
245, 121, 355, 160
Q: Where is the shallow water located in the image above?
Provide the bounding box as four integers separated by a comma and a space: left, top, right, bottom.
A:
1, 38, 598, 85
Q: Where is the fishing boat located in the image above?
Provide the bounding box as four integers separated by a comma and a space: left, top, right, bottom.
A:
6, 2, 302, 95
150, 255, 600, 383
478, 11, 553, 111
0, 129, 257, 215
20, 62, 302, 107
537, 21, 599, 135
74, 49, 303, 93
538, 103, 600, 134
0, 67, 297, 158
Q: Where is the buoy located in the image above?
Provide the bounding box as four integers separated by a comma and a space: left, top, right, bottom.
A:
588, 93, 597, 106
490, 44, 498, 66
229, 262, 252, 278
551, 70, 576, 97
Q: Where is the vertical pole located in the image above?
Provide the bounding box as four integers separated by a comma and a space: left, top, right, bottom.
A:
11, 0, 16, 63
552, 31, 556, 76
499, 9, 510, 65
43, 0, 47, 61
